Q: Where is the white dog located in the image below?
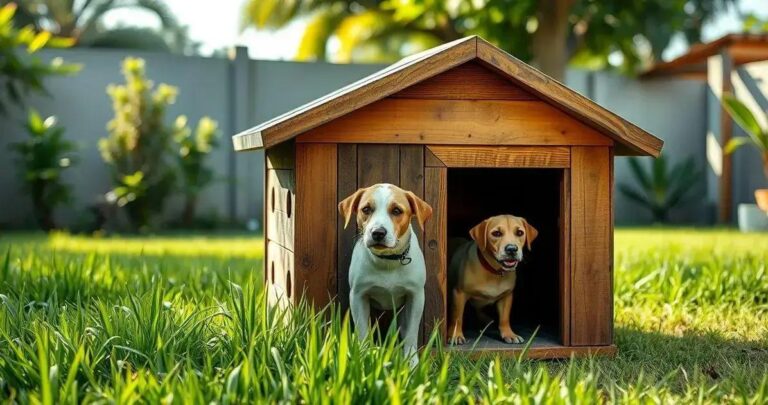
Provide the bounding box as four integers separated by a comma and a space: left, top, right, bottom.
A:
338, 183, 433, 365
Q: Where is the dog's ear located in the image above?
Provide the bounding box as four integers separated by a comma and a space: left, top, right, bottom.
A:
338, 188, 366, 229
522, 218, 538, 251
469, 219, 489, 252
405, 191, 433, 230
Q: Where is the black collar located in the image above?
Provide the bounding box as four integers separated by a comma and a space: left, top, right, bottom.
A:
374, 243, 412, 265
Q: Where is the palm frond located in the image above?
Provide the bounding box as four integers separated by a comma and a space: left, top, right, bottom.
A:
84, 27, 170, 51
626, 157, 652, 191
295, 7, 348, 61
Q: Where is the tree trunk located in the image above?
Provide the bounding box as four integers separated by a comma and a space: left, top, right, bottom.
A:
531, 0, 574, 81
182, 195, 198, 227
763, 152, 768, 181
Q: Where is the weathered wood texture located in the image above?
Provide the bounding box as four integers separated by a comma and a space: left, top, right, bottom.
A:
426, 146, 570, 168
475, 39, 661, 157
266, 169, 295, 251
266, 141, 296, 169
234, 36, 662, 157
295, 143, 338, 307
337, 144, 357, 310
450, 344, 617, 359
267, 240, 294, 310
570, 147, 612, 346
425, 147, 446, 167
235, 37, 476, 150
357, 144, 400, 185
559, 169, 571, 346
298, 99, 613, 147
399, 145, 425, 240
423, 167, 447, 341
391, 61, 536, 100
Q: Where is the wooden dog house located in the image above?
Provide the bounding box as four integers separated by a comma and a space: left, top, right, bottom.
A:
233, 36, 663, 358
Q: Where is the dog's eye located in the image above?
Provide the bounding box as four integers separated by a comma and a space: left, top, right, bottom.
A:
391, 207, 403, 216
491, 230, 502, 237
361, 206, 372, 215
516, 229, 524, 237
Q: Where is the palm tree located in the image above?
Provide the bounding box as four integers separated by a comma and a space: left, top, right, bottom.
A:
242, 0, 734, 80
6, 0, 183, 52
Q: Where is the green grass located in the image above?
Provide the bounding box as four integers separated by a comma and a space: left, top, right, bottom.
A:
0, 229, 767, 403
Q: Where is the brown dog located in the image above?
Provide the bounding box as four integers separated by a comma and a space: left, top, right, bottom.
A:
448, 215, 538, 345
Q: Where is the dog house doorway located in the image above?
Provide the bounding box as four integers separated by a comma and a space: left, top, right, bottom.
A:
446, 168, 567, 351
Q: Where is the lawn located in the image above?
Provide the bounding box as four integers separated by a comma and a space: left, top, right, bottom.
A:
0, 229, 767, 403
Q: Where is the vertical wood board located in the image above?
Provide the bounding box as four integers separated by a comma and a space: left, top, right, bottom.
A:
337, 144, 358, 311
423, 167, 447, 341
296, 143, 338, 307
357, 144, 401, 186
570, 147, 612, 346
559, 169, 571, 346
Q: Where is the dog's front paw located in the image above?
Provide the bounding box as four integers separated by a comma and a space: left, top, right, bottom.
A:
449, 333, 467, 345
501, 330, 525, 344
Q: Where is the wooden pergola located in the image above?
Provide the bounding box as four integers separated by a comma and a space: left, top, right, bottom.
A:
642, 34, 768, 223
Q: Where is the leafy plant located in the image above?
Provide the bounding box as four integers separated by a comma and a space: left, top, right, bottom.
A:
721, 94, 768, 180
619, 154, 701, 222
100, 57, 178, 231
173, 115, 219, 226
8, 0, 193, 53
8, 109, 76, 230
244, 0, 734, 78
0, 2, 80, 114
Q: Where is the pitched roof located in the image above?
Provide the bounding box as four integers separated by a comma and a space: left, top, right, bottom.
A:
233, 36, 662, 157
642, 33, 768, 79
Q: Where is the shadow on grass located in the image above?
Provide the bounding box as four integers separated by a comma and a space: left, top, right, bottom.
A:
585, 326, 768, 392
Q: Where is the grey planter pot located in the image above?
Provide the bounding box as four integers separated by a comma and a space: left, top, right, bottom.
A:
738, 204, 768, 232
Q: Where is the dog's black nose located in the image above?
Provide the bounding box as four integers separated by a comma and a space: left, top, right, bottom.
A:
505, 244, 519, 255
371, 227, 387, 242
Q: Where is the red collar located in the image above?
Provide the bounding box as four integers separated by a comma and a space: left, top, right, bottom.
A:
477, 247, 506, 276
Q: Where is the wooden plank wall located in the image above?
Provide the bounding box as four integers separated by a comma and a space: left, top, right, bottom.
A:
423, 166, 447, 342
265, 142, 296, 307
570, 147, 612, 345
335, 144, 443, 343
295, 143, 338, 307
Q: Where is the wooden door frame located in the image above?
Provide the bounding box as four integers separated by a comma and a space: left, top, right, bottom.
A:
425, 145, 572, 345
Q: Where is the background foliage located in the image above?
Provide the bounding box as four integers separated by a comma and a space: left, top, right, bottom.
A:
99, 57, 219, 231
8, 110, 76, 230
0, 2, 79, 115
243, 0, 735, 77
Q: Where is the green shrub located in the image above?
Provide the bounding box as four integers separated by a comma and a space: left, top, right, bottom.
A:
619, 154, 702, 223
173, 115, 219, 226
99, 58, 220, 231
99, 57, 178, 230
9, 109, 76, 230
0, 2, 80, 115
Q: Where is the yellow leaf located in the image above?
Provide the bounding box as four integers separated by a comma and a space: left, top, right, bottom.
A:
0, 3, 16, 25
28, 31, 51, 53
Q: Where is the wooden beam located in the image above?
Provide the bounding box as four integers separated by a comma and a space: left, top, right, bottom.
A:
570, 147, 612, 346
423, 167, 447, 341
298, 99, 613, 147
447, 344, 616, 359
719, 50, 734, 224
427, 146, 570, 168
390, 61, 537, 100
476, 38, 662, 157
